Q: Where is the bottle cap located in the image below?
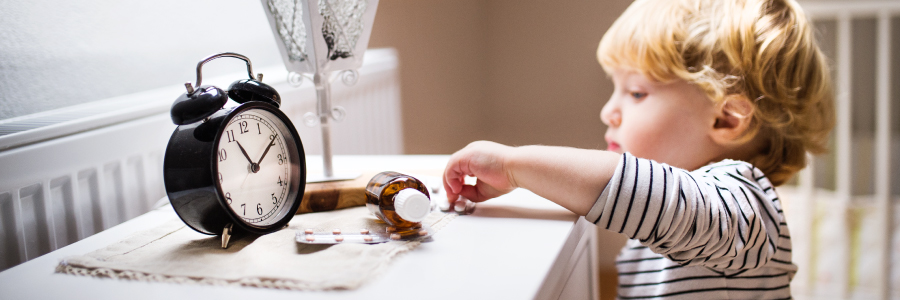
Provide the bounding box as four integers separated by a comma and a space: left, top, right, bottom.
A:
394, 188, 431, 222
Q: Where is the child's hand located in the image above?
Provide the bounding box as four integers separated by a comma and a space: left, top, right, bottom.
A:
444, 141, 617, 215
443, 141, 518, 205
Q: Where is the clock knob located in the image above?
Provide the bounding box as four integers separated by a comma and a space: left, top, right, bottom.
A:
227, 78, 281, 108
170, 85, 228, 125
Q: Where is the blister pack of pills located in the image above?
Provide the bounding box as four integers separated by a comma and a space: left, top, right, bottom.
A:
296, 225, 434, 244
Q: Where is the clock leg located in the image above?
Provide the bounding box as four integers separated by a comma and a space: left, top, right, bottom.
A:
221, 223, 233, 249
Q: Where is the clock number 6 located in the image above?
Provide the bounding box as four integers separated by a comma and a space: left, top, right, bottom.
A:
257, 203, 263, 215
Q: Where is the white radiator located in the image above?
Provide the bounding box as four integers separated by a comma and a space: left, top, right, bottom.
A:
785, 2, 899, 300
0, 48, 402, 271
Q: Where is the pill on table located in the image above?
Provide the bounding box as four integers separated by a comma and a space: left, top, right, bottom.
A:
335, 236, 344, 242
333, 229, 341, 235
305, 235, 315, 242
390, 233, 401, 240
418, 229, 428, 236
438, 199, 451, 212
304, 228, 314, 234
454, 200, 467, 212
363, 236, 373, 242
360, 229, 369, 234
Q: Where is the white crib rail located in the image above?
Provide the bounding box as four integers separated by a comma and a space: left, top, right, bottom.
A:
795, 2, 898, 300
874, 10, 892, 300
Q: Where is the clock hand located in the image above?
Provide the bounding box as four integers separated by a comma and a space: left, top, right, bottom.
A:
235, 140, 260, 173
255, 133, 278, 166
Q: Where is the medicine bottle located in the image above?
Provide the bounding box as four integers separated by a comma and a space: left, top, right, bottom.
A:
365, 172, 431, 235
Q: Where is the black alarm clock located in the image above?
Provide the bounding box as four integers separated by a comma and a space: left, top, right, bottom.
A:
163, 52, 306, 248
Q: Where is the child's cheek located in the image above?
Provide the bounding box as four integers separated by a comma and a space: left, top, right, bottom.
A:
622, 117, 670, 159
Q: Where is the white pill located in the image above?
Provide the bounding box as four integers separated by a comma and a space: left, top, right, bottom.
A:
390, 233, 401, 240
438, 199, 451, 212
454, 200, 467, 212
334, 236, 344, 242
305, 235, 315, 242
332, 229, 341, 235
304, 228, 314, 234
360, 229, 369, 234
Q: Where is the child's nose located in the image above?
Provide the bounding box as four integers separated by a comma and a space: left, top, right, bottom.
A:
600, 103, 621, 127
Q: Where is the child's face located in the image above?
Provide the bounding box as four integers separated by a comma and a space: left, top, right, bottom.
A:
600, 69, 720, 170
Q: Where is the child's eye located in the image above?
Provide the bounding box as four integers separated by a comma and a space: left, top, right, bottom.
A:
630, 92, 647, 100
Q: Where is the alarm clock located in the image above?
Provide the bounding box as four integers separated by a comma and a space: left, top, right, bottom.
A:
163, 52, 306, 249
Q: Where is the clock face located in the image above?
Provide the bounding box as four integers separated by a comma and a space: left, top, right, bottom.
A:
215, 108, 295, 228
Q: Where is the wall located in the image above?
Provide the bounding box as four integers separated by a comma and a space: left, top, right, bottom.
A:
369, 0, 633, 154
0, 0, 284, 120
482, 1, 631, 149
367, 1, 491, 154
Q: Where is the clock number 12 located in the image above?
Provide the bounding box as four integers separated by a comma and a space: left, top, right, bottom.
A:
239, 121, 249, 134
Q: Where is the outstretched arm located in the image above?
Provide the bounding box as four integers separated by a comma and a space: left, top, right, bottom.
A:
442, 141, 620, 215
588, 152, 791, 270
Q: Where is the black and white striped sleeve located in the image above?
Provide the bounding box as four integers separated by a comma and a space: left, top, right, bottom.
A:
585, 152, 786, 270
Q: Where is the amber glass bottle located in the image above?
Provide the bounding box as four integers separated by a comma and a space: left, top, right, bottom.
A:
365, 172, 431, 235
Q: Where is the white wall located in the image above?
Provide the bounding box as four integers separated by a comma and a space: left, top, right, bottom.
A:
0, 0, 285, 120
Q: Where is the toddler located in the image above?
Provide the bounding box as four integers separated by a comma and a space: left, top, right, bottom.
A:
442, 0, 834, 298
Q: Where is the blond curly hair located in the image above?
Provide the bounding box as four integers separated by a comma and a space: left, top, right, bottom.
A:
597, 0, 835, 185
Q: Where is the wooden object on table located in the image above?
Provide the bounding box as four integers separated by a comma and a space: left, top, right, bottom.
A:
296, 172, 376, 214
296, 169, 444, 214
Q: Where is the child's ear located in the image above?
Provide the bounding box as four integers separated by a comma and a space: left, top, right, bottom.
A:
710, 95, 755, 146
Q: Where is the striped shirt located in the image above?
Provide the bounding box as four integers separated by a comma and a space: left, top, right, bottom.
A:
585, 153, 796, 299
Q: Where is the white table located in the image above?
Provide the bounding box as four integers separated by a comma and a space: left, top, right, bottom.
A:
0, 155, 600, 299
